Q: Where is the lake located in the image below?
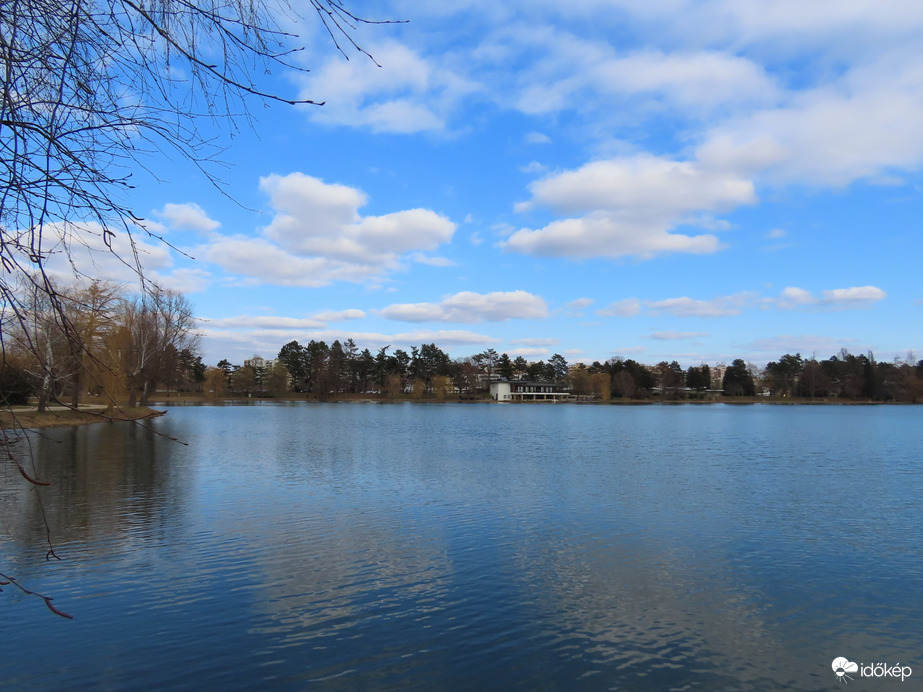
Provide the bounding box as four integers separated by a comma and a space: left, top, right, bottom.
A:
1, 403, 921, 690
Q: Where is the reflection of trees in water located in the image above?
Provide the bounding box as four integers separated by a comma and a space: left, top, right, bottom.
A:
1, 421, 189, 556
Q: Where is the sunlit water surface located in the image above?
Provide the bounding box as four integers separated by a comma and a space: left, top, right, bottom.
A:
1, 403, 921, 691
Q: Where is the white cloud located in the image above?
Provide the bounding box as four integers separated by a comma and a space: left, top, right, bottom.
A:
203, 237, 376, 287
646, 292, 756, 317
777, 285, 887, 309
201, 173, 456, 287
821, 286, 887, 304
593, 49, 780, 111
505, 214, 722, 259
411, 252, 457, 267
525, 132, 552, 144
566, 297, 594, 310
703, 1, 923, 46
508, 347, 551, 358
37, 221, 204, 291
597, 298, 641, 317
767, 228, 787, 239
298, 41, 478, 134
260, 173, 454, 263
519, 155, 755, 215
151, 267, 211, 294
312, 309, 367, 322
155, 203, 221, 233
203, 315, 328, 330
696, 57, 923, 187
519, 161, 549, 174
505, 154, 753, 259
777, 286, 815, 308
485, 19, 781, 120
379, 290, 548, 323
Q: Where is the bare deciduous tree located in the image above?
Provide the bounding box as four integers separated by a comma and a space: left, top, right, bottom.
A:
104, 287, 199, 406
2, 0, 386, 383
1, 0, 386, 616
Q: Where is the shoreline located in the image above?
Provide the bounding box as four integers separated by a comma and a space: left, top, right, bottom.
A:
150, 395, 913, 408
1, 406, 166, 431
3, 395, 914, 431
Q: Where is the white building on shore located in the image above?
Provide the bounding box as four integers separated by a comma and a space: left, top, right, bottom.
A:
490, 379, 573, 402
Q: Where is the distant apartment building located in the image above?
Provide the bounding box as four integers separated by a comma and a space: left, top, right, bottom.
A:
244, 355, 275, 372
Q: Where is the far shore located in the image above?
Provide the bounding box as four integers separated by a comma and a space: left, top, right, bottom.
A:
3, 393, 912, 431
149, 393, 912, 407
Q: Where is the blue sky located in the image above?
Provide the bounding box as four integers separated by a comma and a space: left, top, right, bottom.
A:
60, 0, 923, 368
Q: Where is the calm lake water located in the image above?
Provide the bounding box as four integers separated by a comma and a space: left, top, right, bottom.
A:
1, 403, 921, 691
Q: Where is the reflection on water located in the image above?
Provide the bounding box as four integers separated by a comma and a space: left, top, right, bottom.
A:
1, 403, 922, 691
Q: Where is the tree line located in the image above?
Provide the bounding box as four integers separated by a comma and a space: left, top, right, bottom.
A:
206, 340, 923, 403
5, 304, 920, 405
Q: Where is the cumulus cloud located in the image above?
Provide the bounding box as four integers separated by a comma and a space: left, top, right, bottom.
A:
505, 154, 753, 259
777, 285, 887, 309
518, 155, 755, 215
822, 286, 887, 304
37, 220, 204, 290
500, 21, 781, 118
696, 57, 923, 187
297, 41, 478, 134
592, 49, 780, 111
200, 173, 456, 287
202, 236, 375, 287
260, 173, 454, 262
379, 290, 548, 323
469, 7, 923, 258
155, 203, 220, 233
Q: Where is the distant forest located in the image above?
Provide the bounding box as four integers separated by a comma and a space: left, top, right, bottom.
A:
5, 301, 921, 406
208, 340, 923, 403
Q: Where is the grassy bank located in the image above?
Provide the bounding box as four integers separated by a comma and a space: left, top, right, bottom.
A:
1, 406, 165, 430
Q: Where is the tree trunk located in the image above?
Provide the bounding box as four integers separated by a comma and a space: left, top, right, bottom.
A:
71, 367, 81, 408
